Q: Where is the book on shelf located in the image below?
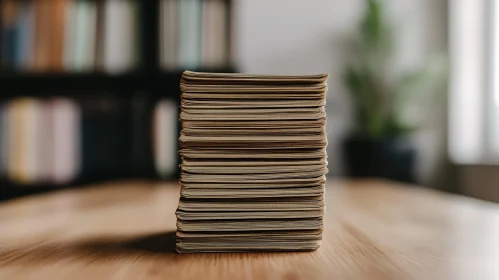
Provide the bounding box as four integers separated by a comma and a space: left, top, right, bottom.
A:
51, 99, 80, 184
1, 98, 79, 184
201, 0, 228, 67
7, 99, 27, 183
1, 0, 232, 73
0, 104, 6, 176
33, 0, 50, 71
160, 0, 231, 70
23, 99, 42, 182
15, 0, 35, 70
159, 0, 179, 69
0, 95, 179, 186
1, 0, 141, 73
50, 0, 66, 70
73, 0, 97, 71
178, 0, 202, 69
153, 98, 178, 178
1, 0, 18, 69
102, 0, 138, 73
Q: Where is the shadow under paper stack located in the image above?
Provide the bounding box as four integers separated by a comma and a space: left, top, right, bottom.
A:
176, 71, 328, 253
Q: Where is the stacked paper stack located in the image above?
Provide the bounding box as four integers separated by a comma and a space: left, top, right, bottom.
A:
176, 71, 328, 253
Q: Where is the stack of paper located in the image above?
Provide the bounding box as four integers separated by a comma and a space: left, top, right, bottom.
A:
176, 71, 328, 253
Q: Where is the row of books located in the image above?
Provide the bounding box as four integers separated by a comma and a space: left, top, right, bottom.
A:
0, 0, 231, 73
160, 0, 230, 69
0, 0, 140, 73
0, 97, 178, 185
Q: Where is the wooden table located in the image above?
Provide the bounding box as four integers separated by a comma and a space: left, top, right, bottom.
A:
0, 180, 498, 279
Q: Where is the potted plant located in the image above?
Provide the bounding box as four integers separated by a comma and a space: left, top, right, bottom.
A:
342, 0, 446, 183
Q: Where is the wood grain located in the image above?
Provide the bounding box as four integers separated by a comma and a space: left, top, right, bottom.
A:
0, 180, 498, 279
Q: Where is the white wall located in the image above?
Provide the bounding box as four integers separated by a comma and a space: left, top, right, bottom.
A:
232, 0, 448, 187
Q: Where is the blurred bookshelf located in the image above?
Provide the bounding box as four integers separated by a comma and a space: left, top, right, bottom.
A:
0, 0, 235, 200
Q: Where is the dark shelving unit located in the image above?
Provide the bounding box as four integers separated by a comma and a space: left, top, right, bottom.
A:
1, 69, 234, 98
0, 0, 235, 200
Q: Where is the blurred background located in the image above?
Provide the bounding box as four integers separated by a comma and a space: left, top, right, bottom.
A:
0, 0, 496, 202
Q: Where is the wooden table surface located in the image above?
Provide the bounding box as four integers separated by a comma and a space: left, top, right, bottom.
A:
0, 180, 498, 279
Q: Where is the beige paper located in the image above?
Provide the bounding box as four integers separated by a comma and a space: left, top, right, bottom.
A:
176, 70, 328, 253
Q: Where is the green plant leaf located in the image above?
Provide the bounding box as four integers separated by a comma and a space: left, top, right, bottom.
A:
342, 0, 448, 139
391, 54, 448, 129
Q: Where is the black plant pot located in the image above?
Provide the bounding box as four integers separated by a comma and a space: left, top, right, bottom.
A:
342, 135, 416, 183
